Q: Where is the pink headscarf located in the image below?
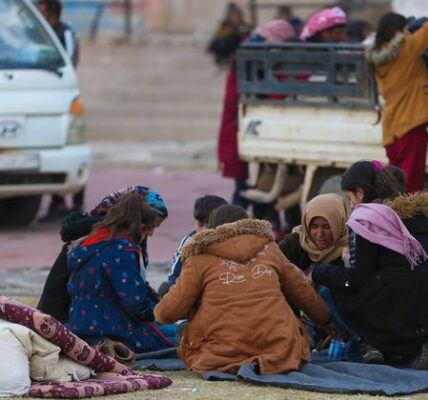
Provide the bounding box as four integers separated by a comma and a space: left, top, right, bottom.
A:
254, 19, 295, 43
300, 7, 347, 40
347, 203, 428, 269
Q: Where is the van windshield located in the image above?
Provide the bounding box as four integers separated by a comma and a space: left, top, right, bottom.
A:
0, 0, 64, 70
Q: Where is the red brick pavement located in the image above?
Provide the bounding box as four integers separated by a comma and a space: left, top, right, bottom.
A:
0, 166, 232, 271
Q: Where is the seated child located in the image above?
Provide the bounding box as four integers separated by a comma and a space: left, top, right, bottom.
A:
38, 185, 169, 323
67, 192, 175, 353
154, 204, 333, 374
159, 194, 227, 295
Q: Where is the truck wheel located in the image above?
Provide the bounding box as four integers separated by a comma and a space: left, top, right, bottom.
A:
0, 196, 41, 227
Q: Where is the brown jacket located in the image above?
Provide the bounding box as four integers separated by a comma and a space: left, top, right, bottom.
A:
154, 219, 331, 374
367, 23, 428, 145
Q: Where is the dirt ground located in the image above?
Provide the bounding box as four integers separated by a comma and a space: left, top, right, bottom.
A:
9, 297, 425, 400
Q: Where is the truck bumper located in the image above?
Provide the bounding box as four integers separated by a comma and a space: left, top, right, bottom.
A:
0, 144, 91, 198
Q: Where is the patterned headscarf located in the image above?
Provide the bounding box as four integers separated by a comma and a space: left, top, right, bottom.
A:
89, 185, 168, 218
300, 7, 347, 41
88, 185, 168, 268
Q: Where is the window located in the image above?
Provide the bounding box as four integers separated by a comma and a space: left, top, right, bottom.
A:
0, 0, 64, 69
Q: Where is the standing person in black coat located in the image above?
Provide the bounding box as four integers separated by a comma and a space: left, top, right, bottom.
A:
207, 2, 250, 68
37, 0, 79, 67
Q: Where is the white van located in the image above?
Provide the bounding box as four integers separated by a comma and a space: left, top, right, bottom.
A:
0, 0, 90, 226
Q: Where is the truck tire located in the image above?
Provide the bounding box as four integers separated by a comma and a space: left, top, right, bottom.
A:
0, 195, 41, 227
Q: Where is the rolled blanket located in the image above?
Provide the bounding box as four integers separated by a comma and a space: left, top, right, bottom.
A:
28, 374, 172, 398
0, 296, 131, 375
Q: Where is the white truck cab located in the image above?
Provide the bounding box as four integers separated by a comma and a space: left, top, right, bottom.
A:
0, 0, 90, 225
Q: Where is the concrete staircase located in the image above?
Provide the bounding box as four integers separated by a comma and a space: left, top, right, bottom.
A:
78, 37, 226, 144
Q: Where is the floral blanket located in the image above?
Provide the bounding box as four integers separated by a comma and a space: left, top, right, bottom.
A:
0, 297, 172, 398
29, 373, 171, 398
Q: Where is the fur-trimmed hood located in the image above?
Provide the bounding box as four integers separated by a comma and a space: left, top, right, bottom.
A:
181, 219, 274, 263
385, 192, 428, 219
366, 32, 404, 67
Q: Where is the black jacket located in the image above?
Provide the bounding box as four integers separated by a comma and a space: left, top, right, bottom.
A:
313, 193, 428, 358
278, 232, 343, 273
37, 212, 100, 322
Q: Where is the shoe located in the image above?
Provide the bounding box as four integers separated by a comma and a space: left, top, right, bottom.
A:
95, 338, 115, 359
409, 341, 428, 370
359, 343, 384, 364
112, 341, 136, 368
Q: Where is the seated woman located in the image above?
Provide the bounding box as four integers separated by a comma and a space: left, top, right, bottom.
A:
340, 160, 405, 208
154, 204, 333, 374
67, 192, 175, 354
37, 185, 168, 323
278, 193, 349, 276
278, 193, 348, 348
313, 162, 428, 368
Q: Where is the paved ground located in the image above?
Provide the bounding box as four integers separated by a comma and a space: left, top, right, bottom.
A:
0, 164, 232, 295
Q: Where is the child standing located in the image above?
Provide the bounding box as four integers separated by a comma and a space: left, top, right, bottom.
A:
67, 192, 175, 353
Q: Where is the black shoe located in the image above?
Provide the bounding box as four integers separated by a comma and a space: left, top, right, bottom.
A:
359, 343, 384, 364
409, 342, 428, 370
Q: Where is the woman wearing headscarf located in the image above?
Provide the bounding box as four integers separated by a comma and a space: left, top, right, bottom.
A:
313, 192, 428, 368
278, 193, 349, 276
37, 186, 168, 323
300, 7, 348, 43
278, 193, 348, 348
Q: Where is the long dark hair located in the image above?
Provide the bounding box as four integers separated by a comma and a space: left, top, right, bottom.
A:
374, 12, 407, 49
341, 160, 403, 203
93, 192, 157, 243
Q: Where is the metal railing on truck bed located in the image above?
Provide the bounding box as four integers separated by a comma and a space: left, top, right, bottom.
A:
237, 42, 378, 110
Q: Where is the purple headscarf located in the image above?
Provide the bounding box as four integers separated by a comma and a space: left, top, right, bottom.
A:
347, 203, 427, 269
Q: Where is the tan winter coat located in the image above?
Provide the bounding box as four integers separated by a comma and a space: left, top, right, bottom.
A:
154, 219, 331, 374
367, 23, 428, 145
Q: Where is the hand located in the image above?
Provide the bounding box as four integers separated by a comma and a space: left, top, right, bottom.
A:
321, 318, 340, 338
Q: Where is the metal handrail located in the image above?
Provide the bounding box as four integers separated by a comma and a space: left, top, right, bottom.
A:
236, 42, 377, 109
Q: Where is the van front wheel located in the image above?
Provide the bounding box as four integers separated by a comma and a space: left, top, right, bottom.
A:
0, 195, 41, 227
